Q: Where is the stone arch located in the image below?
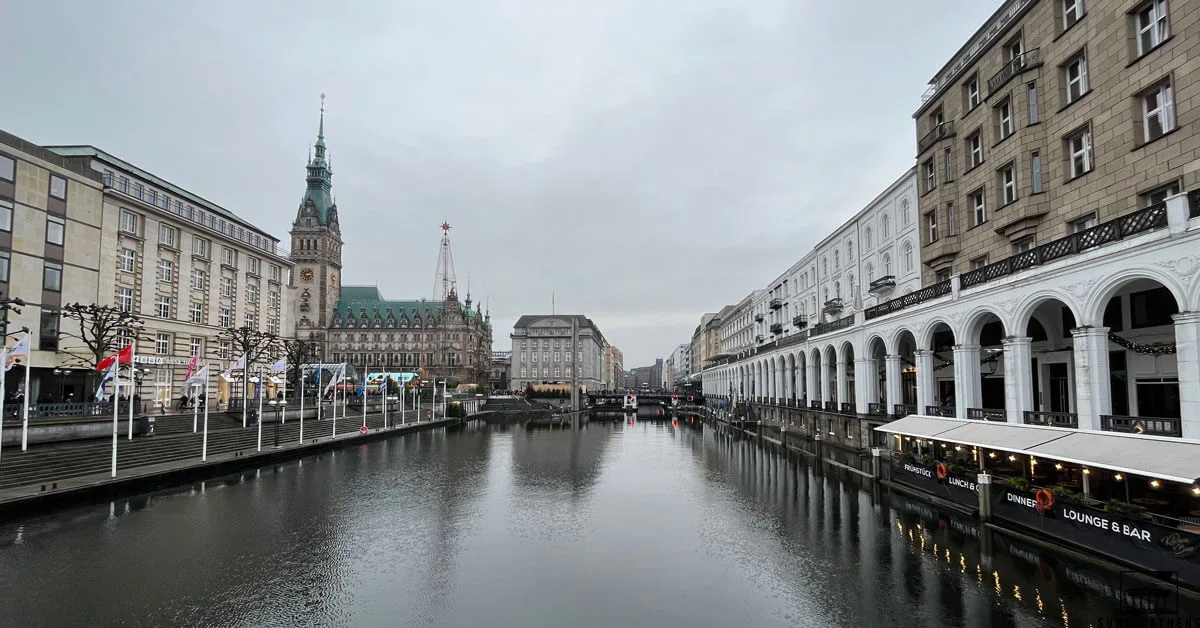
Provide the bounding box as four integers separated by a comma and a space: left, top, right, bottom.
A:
960, 305, 1009, 346
916, 316, 956, 351
1085, 267, 1189, 326
886, 325, 918, 356
864, 332, 889, 356
1013, 289, 1085, 336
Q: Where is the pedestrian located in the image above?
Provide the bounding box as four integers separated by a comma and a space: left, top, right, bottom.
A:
178, 393, 189, 410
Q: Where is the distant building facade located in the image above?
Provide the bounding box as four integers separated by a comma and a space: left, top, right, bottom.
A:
510, 315, 608, 392
490, 351, 511, 391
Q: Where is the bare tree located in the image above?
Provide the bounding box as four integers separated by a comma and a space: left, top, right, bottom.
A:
279, 338, 317, 390
59, 303, 144, 370
216, 326, 280, 370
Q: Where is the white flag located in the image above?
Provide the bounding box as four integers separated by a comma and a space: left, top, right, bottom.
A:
5, 333, 30, 372
268, 357, 286, 374
95, 360, 119, 401
230, 354, 247, 371
186, 365, 209, 385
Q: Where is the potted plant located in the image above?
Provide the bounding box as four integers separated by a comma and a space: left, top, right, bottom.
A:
919, 455, 935, 466
1103, 500, 1148, 518
1005, 477, 1031, 491
1049, 485, 1081, 504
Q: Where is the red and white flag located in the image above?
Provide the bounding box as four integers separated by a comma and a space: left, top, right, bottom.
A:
184, 352, 199, 382
96, 345, 133, 372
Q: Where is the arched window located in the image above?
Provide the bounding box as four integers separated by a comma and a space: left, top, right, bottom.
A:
882, 214, 891, 238
903, 241, 914, 273
901, 199, 911, 225
822, 258, 828, 277
812, 296, 817, 313
847, 241, 854, 259
834, 251, 840, 270
834, 281, 841, 299
823, 287, 829, 302
865, 227, 873, 249
848, 274, 856, 297
883, 253, 893, 276
866, 262, 874, 281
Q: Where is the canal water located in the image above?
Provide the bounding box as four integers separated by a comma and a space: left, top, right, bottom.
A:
0, 417, 1195, 627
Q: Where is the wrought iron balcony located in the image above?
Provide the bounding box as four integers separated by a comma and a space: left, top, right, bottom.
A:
867, 403, 887, 416
769, 298, 782, 310
824, 401, 837, 412
769, 323, 783, 334
1189, 190, 1200, 218
1100, 414, 1181, 438
1024, 410, 1078, 429
865, 279, 951, 321
810, 401, 822, 410
893, 404, 917, 417
809, 315, 854, 338
754, 313, 764, 322
868, 275, 896, 293
755, 335, 764, 343
925, 405, 955, 417
987, 48, 1041, 96
917, 121, 955, 154
840, 402, 856, 414
823, 298, 844, 312
967, 407, 1007, 422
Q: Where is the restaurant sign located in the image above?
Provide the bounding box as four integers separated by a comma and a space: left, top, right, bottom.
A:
991, 485, 1200, 583
891, 458, 981, 510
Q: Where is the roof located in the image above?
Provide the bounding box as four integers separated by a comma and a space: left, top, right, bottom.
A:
513, 314, 596, 329
45, 145, 278, 242
332, 285, 445, 322
877, 415, 1200, 485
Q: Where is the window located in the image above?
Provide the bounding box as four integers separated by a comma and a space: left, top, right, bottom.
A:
1141, 181, 1180, 207
46, 216, 65, 245
0, 251, 8, 282
946, 203, 957, 236
220, 277, 233, 298
0, 200, 11, 232
926, 211, 939, 243
0, 155, 13, 182
191, 268, 207, 290
156, 295, 171, 318
266, 318, 278, 335
39, 310, 59, 351
1013, 238, 1036, 253
190, 301, 203, 324
935, 268, 952, 283
118, 287, 134, 312
1066, 126, 1093, 179
967, 132, 983, 168
189, 337, 202, 357
923, 158, 936, 192
159, 225, 176, 247
1070, 213, 1097, 233
222, 247, 236, 267
269, 291, 280, 309
156, 333, 171, 355
996, 99, 1013, 139
864, 227, 872, 249
865, 262, 874, 281
1135, 0, 1169, 56
847, 241, 854, 260
944, 148, 953, 182
1031, 151, 1043, 193
883, 254, 893, 276
965, 75, 980, 110
833, 251, 840, 270
247, 284, 259, 303
1141, 79, 1175, 143
43, 262, 62, 291
1064, 52, 1088, 104
971, 189, 986, 226
49, 175, 67, 200
219, 308, 232, 328
1062, 0, 1083, 29
120, 211, 139, 235
270, 264, 281, 281
1028, 83, 1039, 124
882, 214, 890, 238
970, 256, 989, 270
902, 242, 914, 273
157, 259, 174, 282
1000, 164, 1017, 205
192, 237, 210, 258
244, 312, 256, 329
248, 257, 260, 275
118, 248, 136, 273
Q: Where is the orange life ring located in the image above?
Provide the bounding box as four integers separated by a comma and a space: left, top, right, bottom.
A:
935, 463, 948, 479
359, 425, 368, 435
1035, 489, 1054, 514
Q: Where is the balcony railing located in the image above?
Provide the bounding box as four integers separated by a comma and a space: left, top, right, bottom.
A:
867, 402, 887, 416
809, 315, 855, 338
755, 335, 764, 343
868, 275, 896, 293
987, 48, 1042, 96
810, 401, 822, 410
1189, 190, 1200, 219
925, 405, 954, 417
824, 401, 837, 412
966, 407, 1007, 422
754, 313, 764, 322
840, 402, 856, 415
823, 298, 844, 312
769, 323, 783, 334
917, 121, 956, 154
769, 298, 782, 310
792, 316, 807, 328
865, 279, 951, 321
961, 202, 1168, 290
1100, 414, 1182, 438
893, 403, 917, 417
1024, 410, 1078, 428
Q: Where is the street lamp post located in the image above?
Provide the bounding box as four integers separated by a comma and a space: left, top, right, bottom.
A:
53, 367, 67, 402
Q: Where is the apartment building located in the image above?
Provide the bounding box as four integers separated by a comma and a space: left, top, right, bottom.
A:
49, 146, 294, 406
717, 290, 760, 360
914, 0, 1195, 280
0, 131, 106, 401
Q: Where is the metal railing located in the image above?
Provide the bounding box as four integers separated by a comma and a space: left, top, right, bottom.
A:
754, 314, 764, 322
967, 407, 1007, 422
865, 279, 951, 321
1100, 414, 1182, 438
893, 404, 917, 417
987, 48, 1041, 95
810, 401, 822, 410
810, 315, 855, 338
1189, 190, 1200, 219
867, 402, 887, 416
824, 401, 836, 412
961, 203, 1168, 289
769, 298, 782, 309
840, 402, 856, 415
917, 121, 956, 154
823, 298, 844, 311
1024, 410, 1078, 428
792, 316, 806, 328
868, 275, 896, 292
925, 405, 955, 417
769, 323, 783, 334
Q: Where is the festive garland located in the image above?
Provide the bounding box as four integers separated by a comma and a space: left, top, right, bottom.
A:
1108, 332, 1176, 355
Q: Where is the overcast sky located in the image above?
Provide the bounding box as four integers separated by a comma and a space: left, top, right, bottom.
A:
4, 1, 998, 367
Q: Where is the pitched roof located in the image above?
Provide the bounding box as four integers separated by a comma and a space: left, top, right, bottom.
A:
332, 286, 443, 322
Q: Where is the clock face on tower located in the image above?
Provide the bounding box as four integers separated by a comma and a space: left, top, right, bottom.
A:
300, 268, 314, 282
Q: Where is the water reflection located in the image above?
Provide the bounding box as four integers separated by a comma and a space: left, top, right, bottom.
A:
0, 420, 1194, 627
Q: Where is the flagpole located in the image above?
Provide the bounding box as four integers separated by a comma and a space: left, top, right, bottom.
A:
242, 359, 248, 428
202, 365, 210, 462
257, 367, 264, 452
280, 365, 286, 424
382, 370, 388, 430
400, 377, 406, 426
332, 365, 339, 438
21, 333, 31, 450
361, 365, 368, 431
299, 365, 305, 444
111, 363, 119, 477
127, 336, 136, 441
315, 364, 322, 425
0, 347, 6, 470
192, 379, 199, 433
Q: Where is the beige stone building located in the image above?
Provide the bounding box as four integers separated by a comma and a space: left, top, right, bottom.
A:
0, 131, 106, 402
914, 0, 1194, 281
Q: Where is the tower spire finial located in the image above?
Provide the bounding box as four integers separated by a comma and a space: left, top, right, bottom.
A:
319, 93, 326, 139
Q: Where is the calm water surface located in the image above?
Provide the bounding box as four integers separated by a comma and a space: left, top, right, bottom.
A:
0, 417, 1194, 627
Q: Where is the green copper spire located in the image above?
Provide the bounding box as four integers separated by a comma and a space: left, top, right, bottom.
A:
301, 93, 335, 224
